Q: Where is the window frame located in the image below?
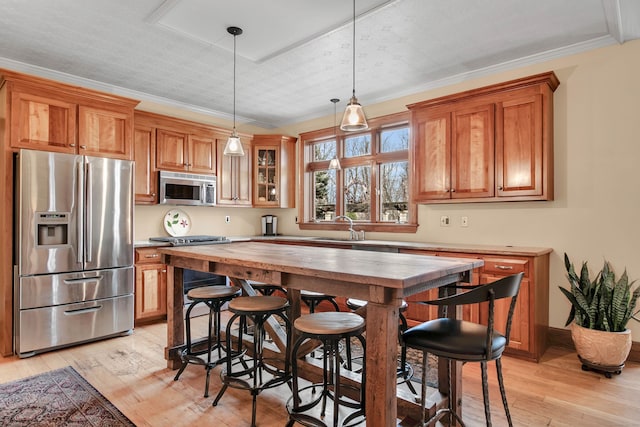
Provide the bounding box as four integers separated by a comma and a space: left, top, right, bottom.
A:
298, 111, 417, 233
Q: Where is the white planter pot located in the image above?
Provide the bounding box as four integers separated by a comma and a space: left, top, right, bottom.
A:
570, 322, 632, 367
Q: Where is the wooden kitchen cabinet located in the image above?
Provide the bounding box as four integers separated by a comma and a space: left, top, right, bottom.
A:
3, 69, 138, 160
133, 124, 157, 204
252, 134, 297, 208
496, 93, 550, 198
216, 138, 252, 206
411, 104, 494, 200
134, 247, 167, 323
408, 72, 558, 204
135, 111, 222, 177
77, 105, 131, 159
156, 129, 216, 174
9, 90, 77, 152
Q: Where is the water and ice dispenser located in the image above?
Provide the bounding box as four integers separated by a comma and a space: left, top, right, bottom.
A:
36, 212, 69, 246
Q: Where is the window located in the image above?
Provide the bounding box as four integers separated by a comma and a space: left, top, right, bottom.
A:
299, 112, 416, 232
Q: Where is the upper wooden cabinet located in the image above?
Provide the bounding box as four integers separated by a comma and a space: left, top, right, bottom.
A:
133, 124, 157, 204
2, 69, 138, 160
155, 129, 216, 174
408, 72, 558, 203
216, 138, 252, 206
412, 104, 494, 200
252, 134, 297, 208
135, 111, 220, 175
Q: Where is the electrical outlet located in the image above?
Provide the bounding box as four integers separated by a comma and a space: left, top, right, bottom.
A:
225, 215, 231, 223
461, 216, 469, 227
440, 215, 450, 227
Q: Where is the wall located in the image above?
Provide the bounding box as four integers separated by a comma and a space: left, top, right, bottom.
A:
134, 205, 284, 240
135, 39, 640, 340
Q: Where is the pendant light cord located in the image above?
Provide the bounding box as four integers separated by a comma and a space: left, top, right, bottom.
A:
233, 31, 237, 131
351, 0, 356, 99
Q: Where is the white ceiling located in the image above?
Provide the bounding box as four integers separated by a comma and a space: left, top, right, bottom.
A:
1, 0, 639, 129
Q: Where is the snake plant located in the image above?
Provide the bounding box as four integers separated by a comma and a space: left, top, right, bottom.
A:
559, 253, 640, 332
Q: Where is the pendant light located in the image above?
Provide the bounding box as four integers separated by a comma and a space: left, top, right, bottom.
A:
328, 98, 342, 170
224, 26, 245, 156
340, 0, 368, 132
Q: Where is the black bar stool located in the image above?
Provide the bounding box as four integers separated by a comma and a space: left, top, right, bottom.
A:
286, 311, 366, 427
301, 290, 340, 312
173, 285, 242, 397
345, 298, 417, 394
300, 290, 343, 362
213, 295, 292, 427
249, 280, 287, 297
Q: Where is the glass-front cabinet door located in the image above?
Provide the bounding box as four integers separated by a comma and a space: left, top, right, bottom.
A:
252, 135, 297, 208
255, 146, 279, 206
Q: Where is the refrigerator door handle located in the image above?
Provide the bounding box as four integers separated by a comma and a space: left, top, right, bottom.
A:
85, 162, 92, 263
63, 276, 103, 285
76, 160, 84, 264
64, 305, 103, 315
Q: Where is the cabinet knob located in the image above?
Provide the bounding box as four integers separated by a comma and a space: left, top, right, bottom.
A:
498, 186, 503, 190
69, 143, 76, 147
151, 193, 156, 197
451, 188, 456, 193
161, 269, 167, 273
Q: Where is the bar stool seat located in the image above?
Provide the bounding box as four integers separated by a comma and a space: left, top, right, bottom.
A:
174, 285, 242, 397
249, 280, 287, 296
286, 312, 366, 427
213, 295, 292, 427
345, 298, 417, 394
301, 290, 340, 312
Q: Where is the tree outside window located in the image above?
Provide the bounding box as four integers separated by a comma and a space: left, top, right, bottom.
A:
300, 112, 416, 232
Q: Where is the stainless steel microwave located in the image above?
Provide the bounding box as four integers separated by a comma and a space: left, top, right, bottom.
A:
159, 171, 216, 206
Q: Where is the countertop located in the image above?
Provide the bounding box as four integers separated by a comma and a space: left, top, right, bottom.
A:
135, 235, 552, 257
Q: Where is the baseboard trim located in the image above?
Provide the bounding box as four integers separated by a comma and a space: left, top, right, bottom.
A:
547, 327, 640, 363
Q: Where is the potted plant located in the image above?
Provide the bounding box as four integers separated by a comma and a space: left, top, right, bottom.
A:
559, 253, 640, 376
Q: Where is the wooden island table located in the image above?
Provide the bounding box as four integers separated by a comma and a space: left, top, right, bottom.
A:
159, 242, 483, 427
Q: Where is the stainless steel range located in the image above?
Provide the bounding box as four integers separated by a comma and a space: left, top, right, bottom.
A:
148, 235, 231, 246
149, 235, 231, 316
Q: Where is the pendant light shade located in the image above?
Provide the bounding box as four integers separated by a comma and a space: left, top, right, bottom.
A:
340, 0, 368, 132
224, 26, 245, 156
224, 131, 243, 156
329, 98, 341, 170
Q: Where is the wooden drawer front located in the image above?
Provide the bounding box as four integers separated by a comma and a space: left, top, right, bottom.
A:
135, 247, 163, 264
483, 257, 528, 276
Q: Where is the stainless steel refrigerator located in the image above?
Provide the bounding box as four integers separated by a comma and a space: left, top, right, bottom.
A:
14, 149, 134, 357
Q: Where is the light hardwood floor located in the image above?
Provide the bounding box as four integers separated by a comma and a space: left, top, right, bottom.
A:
1, 318, 639, 427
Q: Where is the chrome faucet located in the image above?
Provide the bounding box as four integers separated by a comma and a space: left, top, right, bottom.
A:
334, 215, 364, 240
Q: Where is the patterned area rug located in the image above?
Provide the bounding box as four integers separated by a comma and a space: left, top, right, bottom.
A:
342, 338, 439, 389
0, 366, 135, 426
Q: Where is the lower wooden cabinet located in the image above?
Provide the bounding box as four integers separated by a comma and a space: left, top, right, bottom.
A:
134, 247, 167, 323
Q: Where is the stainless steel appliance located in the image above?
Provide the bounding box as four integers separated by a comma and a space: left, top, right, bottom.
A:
148, 235, 230, 246
14, 149, 134, 357
159, 171, 216, 206
149, 235, 230, 316
261, 215, 278, 236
